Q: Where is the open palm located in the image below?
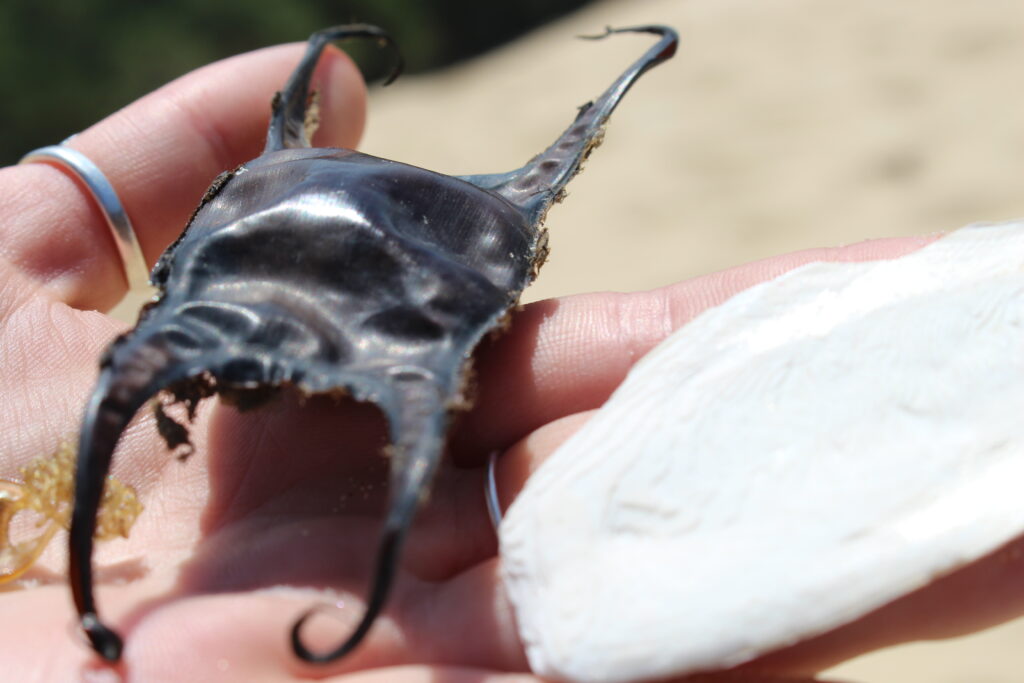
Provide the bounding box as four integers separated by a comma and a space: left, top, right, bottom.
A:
2, 40, 1021, 683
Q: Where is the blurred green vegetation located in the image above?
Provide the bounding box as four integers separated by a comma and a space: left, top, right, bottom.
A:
0, 0, 598, 165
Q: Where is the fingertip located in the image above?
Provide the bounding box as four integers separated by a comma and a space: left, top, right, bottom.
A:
497, 411, 593, 511
5, 39, 370, 311
408, 560, 531, 672
311, 45, 368, 150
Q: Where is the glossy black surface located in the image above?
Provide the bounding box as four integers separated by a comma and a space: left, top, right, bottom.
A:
69, 23, 678, 664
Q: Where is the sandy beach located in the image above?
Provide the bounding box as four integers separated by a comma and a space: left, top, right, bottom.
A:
358, 1, 1024, 680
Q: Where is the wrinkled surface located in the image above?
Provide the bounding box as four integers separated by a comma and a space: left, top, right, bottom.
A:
501, 220, 1024, 682
142, 149, 533, 405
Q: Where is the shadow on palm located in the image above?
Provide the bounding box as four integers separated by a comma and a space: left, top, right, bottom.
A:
116, 387, 501, 662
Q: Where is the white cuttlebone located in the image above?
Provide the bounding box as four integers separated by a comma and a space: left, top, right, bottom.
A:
499, 220, 1024, 683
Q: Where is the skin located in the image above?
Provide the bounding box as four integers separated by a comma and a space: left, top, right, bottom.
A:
1, 42, 1022, 683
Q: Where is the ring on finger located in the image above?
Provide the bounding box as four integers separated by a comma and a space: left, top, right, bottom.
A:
19, 141, 150, 292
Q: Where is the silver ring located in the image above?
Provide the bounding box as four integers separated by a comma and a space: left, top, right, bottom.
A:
19, 144, 150, 292
485, 450, 503, 530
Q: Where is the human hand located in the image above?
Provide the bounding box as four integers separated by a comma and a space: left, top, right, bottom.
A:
1, 40, 1019, 683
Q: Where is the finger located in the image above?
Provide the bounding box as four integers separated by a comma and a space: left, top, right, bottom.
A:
72, 565, 527, 679
378, 559, 838, 682
399, 562, 836, 682
0, 275, 127, 466
328, 670, 836, 683
451, 234, 939, 463
433, 236, 944, 577
3, 42, 366, 311
0, 574, 837, 683
317, 669, 544, 683
737, 532, 1024, 676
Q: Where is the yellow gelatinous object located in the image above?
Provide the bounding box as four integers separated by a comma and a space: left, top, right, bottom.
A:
0, 440, 142, 583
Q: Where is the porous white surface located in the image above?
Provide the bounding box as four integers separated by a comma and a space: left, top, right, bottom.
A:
500, 221, 1024, 682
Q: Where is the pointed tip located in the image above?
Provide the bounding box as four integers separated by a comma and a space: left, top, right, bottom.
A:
378, 38, 404, 86
577, 25, 615, 41
71, 332, 191, 663
458, 24, 678, 227
579, 24, 679, 38
82, 613, 124, 661
290, 524, 404, 664
266, 24, 404, 152
291, 398, 444, 664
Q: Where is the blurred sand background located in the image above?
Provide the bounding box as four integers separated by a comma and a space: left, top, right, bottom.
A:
357, 0, 1024, 681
